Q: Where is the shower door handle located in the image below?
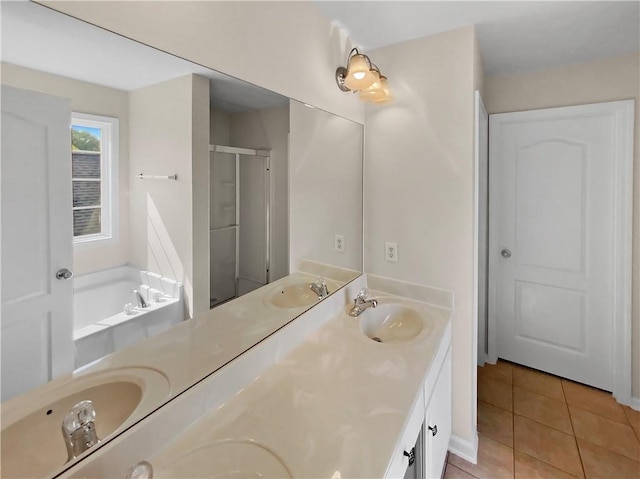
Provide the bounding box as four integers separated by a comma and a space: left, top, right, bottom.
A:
56, 268, 73, 280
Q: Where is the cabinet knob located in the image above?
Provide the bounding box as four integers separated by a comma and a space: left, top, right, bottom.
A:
428, 424, 438, 436
403, 447, 416, 466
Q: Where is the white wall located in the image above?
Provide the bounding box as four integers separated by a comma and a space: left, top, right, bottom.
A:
128, 74, 210, 318
289, 101, 364, 272
210, 109, 231, 146
484, 52, 640, 398
364, 26, 478, 449
1, 62, 130, 276
41, 1, 365, 124
229, 107, 290, 282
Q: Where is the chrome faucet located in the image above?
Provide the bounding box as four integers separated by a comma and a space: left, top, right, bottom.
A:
62, 400, 100, 461
310, 278, 329, 299
132, 289, 147, 308
348, 289, 378, 317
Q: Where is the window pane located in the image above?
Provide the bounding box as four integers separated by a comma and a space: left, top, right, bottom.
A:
72, 152, 101, 178
71, 125, 101, 152
74, 209, 101, 236
73, 181, 101, 207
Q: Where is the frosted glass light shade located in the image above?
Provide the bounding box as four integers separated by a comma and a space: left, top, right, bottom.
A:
344, 54, 376, 91
359, 72, 391, 103
373, 76, 393, 103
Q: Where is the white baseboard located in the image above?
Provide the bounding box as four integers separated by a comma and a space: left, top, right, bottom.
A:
629, 396, 640, 411
449, 432, 479, 464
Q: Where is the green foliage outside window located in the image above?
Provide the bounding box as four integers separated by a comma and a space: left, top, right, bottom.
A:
71, 129, 100, 151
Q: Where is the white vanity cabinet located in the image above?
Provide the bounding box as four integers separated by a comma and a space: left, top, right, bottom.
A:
385, 326, 452, 479
424, 347, 452, 479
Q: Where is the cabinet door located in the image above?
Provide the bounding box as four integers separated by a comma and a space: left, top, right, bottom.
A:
424, 348, 452, 479
386, 388, 425, 478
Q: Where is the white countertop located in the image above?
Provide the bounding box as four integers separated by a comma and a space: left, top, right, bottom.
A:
149, 293, 452, 478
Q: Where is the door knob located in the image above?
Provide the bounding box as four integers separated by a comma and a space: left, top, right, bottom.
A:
56, 268, 73, 280
501, 249, 512, 259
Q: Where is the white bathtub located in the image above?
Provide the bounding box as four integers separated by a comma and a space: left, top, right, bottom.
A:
73, 266, 184, 369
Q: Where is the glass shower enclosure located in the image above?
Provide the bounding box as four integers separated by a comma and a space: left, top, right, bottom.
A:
209, 145, 271, 308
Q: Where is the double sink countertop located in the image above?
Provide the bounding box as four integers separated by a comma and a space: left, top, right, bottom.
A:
149, 290, 452, 478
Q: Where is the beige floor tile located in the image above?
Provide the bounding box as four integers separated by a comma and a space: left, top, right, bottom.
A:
512, 365, 564, 401
513, 387, 572, 434
445, 463, 479, 479
449, 435, 514, 479
478, 361, 513, 385
514, 450, 582, 479
478, 400, 513, 447
561, 380, 628, 423
513, 415, 583, 478
577, 438, 640, 479
569, 406, 640, 462
478, 376, 513, 411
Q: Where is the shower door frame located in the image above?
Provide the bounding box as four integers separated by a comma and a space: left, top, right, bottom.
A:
209, 144, 271, 303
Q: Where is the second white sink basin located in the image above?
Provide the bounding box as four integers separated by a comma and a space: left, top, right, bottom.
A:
358, 304, 430, 344
155, 439, 292, 478
263, 277, 340, 309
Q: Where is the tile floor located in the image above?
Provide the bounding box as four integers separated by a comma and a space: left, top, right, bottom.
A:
445, 361, 640, 479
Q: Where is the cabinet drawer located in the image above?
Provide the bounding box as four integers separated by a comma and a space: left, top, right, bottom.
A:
385, 388, 425, 478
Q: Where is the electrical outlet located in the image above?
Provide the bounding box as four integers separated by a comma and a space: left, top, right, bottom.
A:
335, 234, 345, 253
385, 242, 398, 262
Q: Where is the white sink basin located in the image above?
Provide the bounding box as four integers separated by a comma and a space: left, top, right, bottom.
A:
1, 367, 170, 478
357, 304, 430, 344
155, 439, 292, 478
263, 278, 340, 309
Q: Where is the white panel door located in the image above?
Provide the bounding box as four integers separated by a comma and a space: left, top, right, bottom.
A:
1, 85, 74, 401
489, 101, 632, 391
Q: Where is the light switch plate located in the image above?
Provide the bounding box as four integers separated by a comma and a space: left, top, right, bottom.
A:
385, 242, 398, 262
335, 234, 345, 253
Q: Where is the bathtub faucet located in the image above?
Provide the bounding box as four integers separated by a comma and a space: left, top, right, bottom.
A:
132, 289, 148, 308
62, 400, 100, 461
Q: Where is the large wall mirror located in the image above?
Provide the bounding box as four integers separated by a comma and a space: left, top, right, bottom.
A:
0, 2, 363, 477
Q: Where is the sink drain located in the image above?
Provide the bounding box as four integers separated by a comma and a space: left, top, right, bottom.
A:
372, 337, 383, 343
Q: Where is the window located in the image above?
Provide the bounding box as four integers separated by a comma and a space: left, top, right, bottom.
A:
71, 113, 118, 244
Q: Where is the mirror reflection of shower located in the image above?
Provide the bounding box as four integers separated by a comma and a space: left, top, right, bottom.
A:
210, 146, 271, 307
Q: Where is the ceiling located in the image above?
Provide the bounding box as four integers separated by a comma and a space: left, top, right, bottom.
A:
3, 1, 637, 98
313, 1, 640, 76
1, 1, 288, 113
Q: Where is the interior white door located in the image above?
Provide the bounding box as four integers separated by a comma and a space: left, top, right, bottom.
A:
1, 85, 74, 401
489, 101, 633, 391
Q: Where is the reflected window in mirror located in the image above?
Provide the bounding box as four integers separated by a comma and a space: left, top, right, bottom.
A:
71, 113, 119, 244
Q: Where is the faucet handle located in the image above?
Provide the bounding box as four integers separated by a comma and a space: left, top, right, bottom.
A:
356, 288, 369, 300
63, 400, 96, 434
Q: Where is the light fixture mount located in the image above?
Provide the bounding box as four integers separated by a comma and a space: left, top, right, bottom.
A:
335, 66, 351, 92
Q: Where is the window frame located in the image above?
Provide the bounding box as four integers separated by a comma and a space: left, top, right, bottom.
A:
71, 112, 119, 246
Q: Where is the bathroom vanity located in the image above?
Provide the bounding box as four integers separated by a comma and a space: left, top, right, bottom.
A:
52, 274, 452, 479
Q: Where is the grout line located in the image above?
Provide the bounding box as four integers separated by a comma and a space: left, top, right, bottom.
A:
512, 412, 573, 436
563, 380, 587, 479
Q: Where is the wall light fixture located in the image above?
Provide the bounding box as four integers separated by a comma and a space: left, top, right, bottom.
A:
335, 48, 392, 103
